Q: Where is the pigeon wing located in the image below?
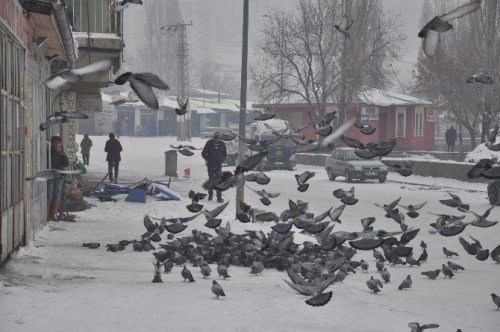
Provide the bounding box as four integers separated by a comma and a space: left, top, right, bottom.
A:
440, 0, 481, 22
203, 201, 230, 219
144, 215, 156, 233
72, 59, 113, 76
423, 29, 440, 57
64, 112, 89, 120
129, 76, 159, 109
40, 116, 61, 131
340, 135, 365, 149
321, 116, 359, 146
135, 72, 170, 90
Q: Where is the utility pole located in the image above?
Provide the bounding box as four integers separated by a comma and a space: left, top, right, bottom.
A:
161, 21, 193, 141
236, 0, 249, 215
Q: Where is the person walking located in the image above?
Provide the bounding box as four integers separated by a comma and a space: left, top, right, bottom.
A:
48, 135, 69, 221
105, 133, 123, 183
445, 126, 457, 152
80, 134, 93, 166
202, 131, 227, 203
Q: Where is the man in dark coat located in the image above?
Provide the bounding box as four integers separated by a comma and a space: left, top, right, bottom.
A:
445, 126, 457, 152
105, 133, 123, 183
48, 135, 69, 221
80, 134, 93, 166
202, 131, 227, 202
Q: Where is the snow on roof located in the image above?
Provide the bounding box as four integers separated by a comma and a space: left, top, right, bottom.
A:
190, 88, 229, 96
73, 32, 123, 40
356, 88, 431, 106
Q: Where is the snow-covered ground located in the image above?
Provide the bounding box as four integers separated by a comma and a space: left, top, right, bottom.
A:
0, 135, 499, 332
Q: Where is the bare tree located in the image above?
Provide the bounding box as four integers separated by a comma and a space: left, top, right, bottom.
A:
252, 0, 404, 123
415, 0, 500, 148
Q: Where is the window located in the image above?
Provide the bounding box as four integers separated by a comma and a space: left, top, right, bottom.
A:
415, 107, 424, 136
396, 107, 406, 138
68, 0, 112, 33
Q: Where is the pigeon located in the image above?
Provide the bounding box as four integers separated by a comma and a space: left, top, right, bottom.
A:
320, 116, 359, 147
200, 263, 212, 278
152, 261, 163, 283
408, 322, 440, 332
245, 172, 271, 185
110, 98, 128, 106
491, 293, 500, 310
329, 204, 346, 223
81, 242, 100, 249
247, 186, 280, 206
375, 197, 402, 217
491, 245, 500, 263
399, 201, 427, 218
376, 260, 385, 272
106, 243, 125, 252
381, 160, 414, 177
163, 260, 173, 273
217, 264, 231, 279
467, 158, 496, 178
398, 275, 412, 290
283, 268, 335, 306
181, 265, 195, 282
379, 268, 390, 283
45, 59, 112, 89
295, 171, 315, 192
360, 260, 369, 272
333, 186, 357, 205
354, 122, 376, 135
417, 249, 428, 263
212, 280, 226, 299
366, 276, 383, 294
462, 206, 498, 228
441, 264, 455, 278
439, 192, 469, 210
421, 269, 440, 280
447, 261, 464, 272
26, 169, 82, 181
420, 240, 427, 250
112, 0, 143, 12
418, 0, 482, 57
466, 72, 494, 84
114, 72, 169, 110
175, 97, 189, 115
443, 247, 459, 258
250, 261, 264, 275
334, 15, 354, 38
39, 112, 89, 131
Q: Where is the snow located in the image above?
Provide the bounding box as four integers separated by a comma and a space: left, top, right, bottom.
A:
356, 88, 432, 106
466, 143, 500, 163
0, 135, 499, 332
73, 32, 123, 40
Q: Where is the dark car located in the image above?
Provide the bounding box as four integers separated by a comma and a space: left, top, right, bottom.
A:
247, 133, 296, 171
325, 148, 388, 183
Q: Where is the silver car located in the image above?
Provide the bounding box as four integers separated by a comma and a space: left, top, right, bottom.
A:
325, 148, 388, 183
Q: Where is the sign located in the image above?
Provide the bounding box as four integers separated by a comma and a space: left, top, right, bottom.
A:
426, 109, 436, 122
63, 91, 78, 165
361, 106, 379, 121
77, 93, 102, 113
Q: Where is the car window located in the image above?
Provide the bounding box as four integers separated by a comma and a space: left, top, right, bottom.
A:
337, 151, 345, 160
344, 150, 363, 161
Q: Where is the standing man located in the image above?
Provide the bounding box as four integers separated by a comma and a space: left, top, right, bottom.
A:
105, 133, 123, 183
202, 131, 227, 203
48, 135, 68, 221
80, 134, 93, 166
445, 126, 457, 152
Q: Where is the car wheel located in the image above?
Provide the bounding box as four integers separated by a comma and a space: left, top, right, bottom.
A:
488, 182, 500, 205
327, 168, 336, 181
378, 177, 386, 183
345, 170, 352, 183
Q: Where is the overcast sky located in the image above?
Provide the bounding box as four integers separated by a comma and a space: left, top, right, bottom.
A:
124, 0, 425, 93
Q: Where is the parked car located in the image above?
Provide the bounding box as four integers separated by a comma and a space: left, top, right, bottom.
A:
245, 133, 296, 171
325, 148, 388, 183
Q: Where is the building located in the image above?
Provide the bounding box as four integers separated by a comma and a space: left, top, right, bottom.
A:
254, 88, 435, 152
1, 0, 77, 265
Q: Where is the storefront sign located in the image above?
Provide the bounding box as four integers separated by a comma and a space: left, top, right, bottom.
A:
361, 106, 379, 121
63, 91, 77, 165
426, 109, 436, 122
77, 93, 102, 113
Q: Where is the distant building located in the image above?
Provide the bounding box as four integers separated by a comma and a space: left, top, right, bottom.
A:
253, 88, 435, 151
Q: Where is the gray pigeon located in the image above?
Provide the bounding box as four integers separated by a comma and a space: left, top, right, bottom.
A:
181, 265, 195, 282
466, 72, 494, 84
45, 59, 112, 90
421, 269, 440, 280
418, 0, 482, 57
408, 322, 440, 331
441, 264, 455, 278
82, 242, 100, 249
212, 280, 226, 299
491, 245, 500, 263
114, 72, 169, 110
163, 260, 173, 273
379, 268, 390, 283
443, 247, 459, 258
366, 276, 383, 294
491, 293, 500, 310
250, 261, 264, 275
398, 275, 412, 290
217, 264, 231, 279
200, 264, 212, 278
447, 261, 464, 272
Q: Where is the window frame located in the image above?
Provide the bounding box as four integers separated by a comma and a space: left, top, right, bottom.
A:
395, 107, 406, 138
415, 107, 424, 137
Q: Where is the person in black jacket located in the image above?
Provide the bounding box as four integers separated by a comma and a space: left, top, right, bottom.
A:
201, 132, 227, 202
445, 126, 457, 152
48, 135, 69, 221
105, 133, 123, 183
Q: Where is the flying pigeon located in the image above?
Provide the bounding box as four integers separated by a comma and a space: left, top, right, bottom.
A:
295, 171, 315, 192
81, 242, 100, 249
39, 112, 89, 131
333, 186, 357, 205
462, 206, 498, 228
354, 122, 376, 135
408, 322, 440, 332
399, 201, 427, 218
45, 59, 113, 89
212, 280, 226, 299
466, 72, 494, 84
114, 72, 169, 110
334, 15, 354, 38
26, 169, 82, 181
439, 192, 469, 210
418, 0, 482, 57
467, 158, 496, 178
441, 264, 455, 278
491, 245, 500, 263
175, 97, 189, 115
381, 159, 414, 177
247, 186, 280, 206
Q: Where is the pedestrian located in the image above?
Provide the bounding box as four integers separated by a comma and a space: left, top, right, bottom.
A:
445, 126, 457, 152
114, 120, 122, 139
201, 131, 227, 203
105, 133, 123, 183
47, 135, 68, 221
80, 134, 93, 166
